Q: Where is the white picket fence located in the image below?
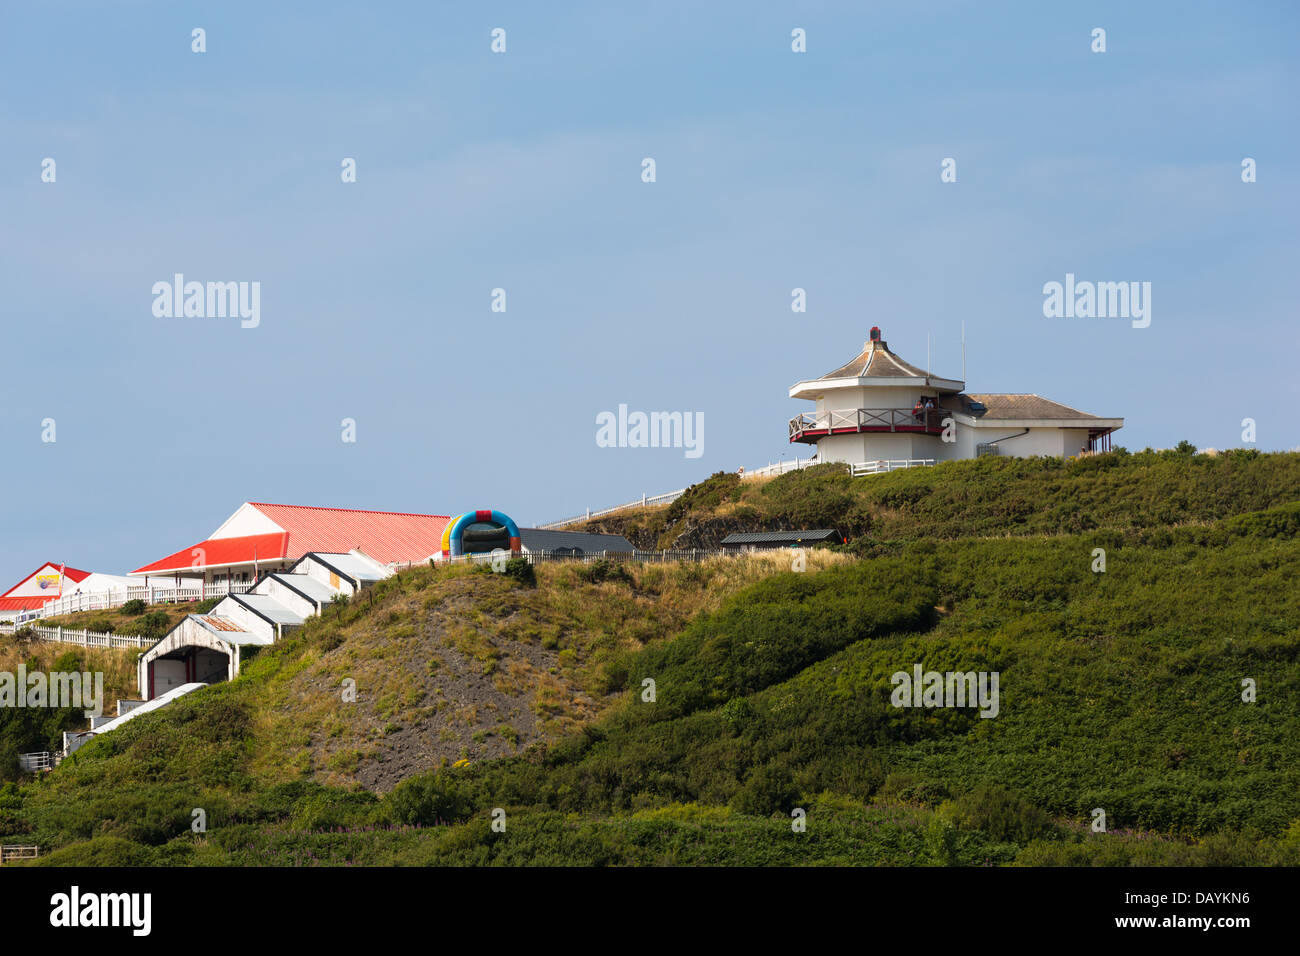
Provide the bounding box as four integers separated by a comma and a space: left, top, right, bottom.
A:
0, 621, 153, 648
848, 458, 936, 477
22, 582, 251, 623
536, 457, 818, 529
742, 457, 817, 478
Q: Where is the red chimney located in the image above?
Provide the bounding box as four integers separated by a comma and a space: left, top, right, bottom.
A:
869, 326, 882, 343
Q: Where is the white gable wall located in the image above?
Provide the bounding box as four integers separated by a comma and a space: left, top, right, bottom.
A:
254, 576, 320, 618
292, 555, 361, 596
209, 503, 284, 539
4, 564, 71, 598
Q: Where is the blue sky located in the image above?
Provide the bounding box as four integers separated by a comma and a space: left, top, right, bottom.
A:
1, 1, 1297, 585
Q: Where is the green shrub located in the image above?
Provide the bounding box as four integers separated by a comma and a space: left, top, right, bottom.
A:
31, 835, 158, 867
503, 557, 536, 588
579, 559, 633, 586
948, 784, 1052, 844
385, 774, 475, 826
730, 763, 799, 816
120, 599, 148, 616
131, 611, 172, 639
665, 472, 742, 522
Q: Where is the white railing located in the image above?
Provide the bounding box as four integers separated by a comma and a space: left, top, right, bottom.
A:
0, 845, 39, 864
790, 407, 946, 441
0, 621, 153, 648
849, 458, 936, 477
536, 457, 819, 529
18, 752, 58, 773
741, 457, 817, 479
536, 489, 688, 530
26, 582, 251, 622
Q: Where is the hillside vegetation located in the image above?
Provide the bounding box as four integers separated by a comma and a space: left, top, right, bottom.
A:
579, 446, 1299, 548
0, 642, 139, 782
3, 450, 1299, 866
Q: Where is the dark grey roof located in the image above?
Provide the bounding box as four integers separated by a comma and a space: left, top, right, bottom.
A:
945, 393, 1119, 423
518, 528, 635, 554
720, 530, 841, 546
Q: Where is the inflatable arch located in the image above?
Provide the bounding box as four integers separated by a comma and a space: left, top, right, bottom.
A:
440, 510, 522, 558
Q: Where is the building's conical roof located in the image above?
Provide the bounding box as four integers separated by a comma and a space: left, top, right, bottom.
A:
818, 336, 932, 380
791, 327, 963, 396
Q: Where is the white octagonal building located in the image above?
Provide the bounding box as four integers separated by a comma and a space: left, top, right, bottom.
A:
788, 327, 1124, 467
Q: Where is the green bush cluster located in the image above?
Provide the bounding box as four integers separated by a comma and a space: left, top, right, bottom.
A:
578, 559, 633, 586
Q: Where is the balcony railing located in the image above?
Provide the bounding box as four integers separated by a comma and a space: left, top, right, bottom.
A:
789, 407, 947, 443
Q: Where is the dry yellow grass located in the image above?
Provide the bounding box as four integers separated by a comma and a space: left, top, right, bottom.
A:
221, 551, 852, 790
0, 639, 141, 704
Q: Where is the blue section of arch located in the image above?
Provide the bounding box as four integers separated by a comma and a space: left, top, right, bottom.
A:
448, 510, 521, 557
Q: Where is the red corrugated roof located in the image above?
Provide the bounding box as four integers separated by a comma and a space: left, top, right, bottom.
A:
0, 596, 56, 611
249, 503, 451, 564
1, 564, 91, 598
131, 503, 452, 574
131, 532, 289, 575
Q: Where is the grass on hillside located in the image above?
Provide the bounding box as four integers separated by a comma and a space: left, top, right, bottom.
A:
0, 642, 141, 782
578, 446, 1298, 549
4, 451, 1299, 866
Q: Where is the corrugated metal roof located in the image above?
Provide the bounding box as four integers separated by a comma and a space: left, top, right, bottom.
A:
234, 593, 306, 625
132, 532, 288, 575
720, 530, 841, 545
0, 597, 53, 611
250, 503, 450, 565
518, 528, 635, 554
133, 503, 452, 575
306, 552, 391, 582
268, 573, 338, 603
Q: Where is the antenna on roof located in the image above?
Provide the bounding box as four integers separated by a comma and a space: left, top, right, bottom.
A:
962, 320, 966, 384
926, 332, 931, 381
